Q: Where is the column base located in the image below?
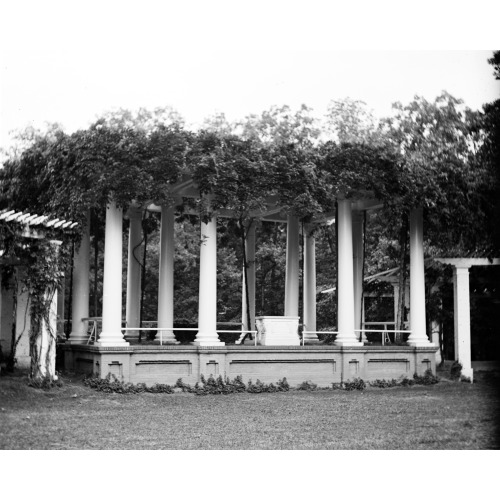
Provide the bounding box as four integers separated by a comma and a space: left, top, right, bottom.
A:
95, 335, 129, 347
192, 340, 225, 347
153, 339, 181, 345
303, 338, 321, 345
461, 367, 474, 382
407, 340, 435, 347
66, 336, 90, 345
334, 340, 364, 347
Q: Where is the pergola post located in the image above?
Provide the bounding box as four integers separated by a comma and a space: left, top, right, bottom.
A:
157, 205, 178, 343
335, 199, 362, 346
125, 207, 143, 341
352, 210, 366, 342
284, 214, 300, 317
453, 265, 473, 380
241, 222, 256, 332
68, 211, 90, 344
407, 208, 432, 346
303, 224, 319, 343
96, 201, 129, 346
193, 214, 223, 346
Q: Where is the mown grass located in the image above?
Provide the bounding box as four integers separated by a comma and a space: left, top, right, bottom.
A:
1, 370, 499, 449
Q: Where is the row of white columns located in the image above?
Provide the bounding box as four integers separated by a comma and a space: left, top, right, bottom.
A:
68, 200, 432, 348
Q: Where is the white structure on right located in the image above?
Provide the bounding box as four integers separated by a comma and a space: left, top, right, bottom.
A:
435, 258, 500, 382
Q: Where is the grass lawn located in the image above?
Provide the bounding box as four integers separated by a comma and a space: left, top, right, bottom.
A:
0, 369, 499, 450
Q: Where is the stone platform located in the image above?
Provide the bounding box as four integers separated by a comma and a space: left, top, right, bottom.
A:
64, 344, 438, 387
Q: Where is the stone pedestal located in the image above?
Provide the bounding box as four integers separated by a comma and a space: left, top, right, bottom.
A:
256, 316, 300, 346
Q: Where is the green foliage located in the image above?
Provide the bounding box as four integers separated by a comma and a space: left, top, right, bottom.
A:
413, 369, 440, 385
83, 373, 175, 393
450, 361, 463, 380
369, 378, 401, 388
324, 98, 381, 145
296, 380, 318, 391
342, 378, 366, 391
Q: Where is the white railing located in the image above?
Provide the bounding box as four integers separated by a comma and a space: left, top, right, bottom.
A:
358, 321, 410, 345
301, 325, 411, 346
120, 326, 258, 345
82, 317, 103, 344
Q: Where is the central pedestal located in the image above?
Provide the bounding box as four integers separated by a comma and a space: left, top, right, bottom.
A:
256, 316, 300, 346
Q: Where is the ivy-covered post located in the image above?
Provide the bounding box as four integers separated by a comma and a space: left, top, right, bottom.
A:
284, 214, 300, 317
407, 208, 432, 347
335, 198, 362, 346
303, 224, 319, 343
35, 282, 58, 380
241, 221, 256, 332
125, 206, 143, 342
157, 204, 179, 344
193, 213, 224, 346
352, 210, 366, 342
68, 211, 90, 344
96, 201, 129, 347
15, 267, 32, 368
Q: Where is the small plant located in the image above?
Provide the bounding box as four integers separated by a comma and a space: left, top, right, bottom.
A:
413, 369, 439, 385
175, 378, 194, 392
450, 361, 463, 380
247, 379, 267, 393
370, 378, 399, 388
83, 374, 174, 393
277, 378, 290, 392
343, 378, 366, 391
297, 380, 318, 391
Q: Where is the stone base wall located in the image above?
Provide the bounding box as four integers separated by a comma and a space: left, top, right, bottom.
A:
64, 345, 438, 387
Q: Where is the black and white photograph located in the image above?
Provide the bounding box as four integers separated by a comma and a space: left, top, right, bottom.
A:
0, 1, 499, 498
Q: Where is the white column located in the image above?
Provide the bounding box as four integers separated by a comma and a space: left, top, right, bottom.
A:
193, 215, 223, 346
303, 224, 319, 343
335, 199, 362, 346
407, 208, 432, 346
453, 266, 473, 380
68, 211, 90, 344
284, 214, 300, 317
352, 210, 365, 343
125, 207, 143, 341
241, 222, 256, 331
96, 201, 129, 346
157, 205, 178, 343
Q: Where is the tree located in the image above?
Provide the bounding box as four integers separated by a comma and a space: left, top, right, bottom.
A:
323, 98, 380, 144
239, 104, 321, 149
97, 106, 185, 132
